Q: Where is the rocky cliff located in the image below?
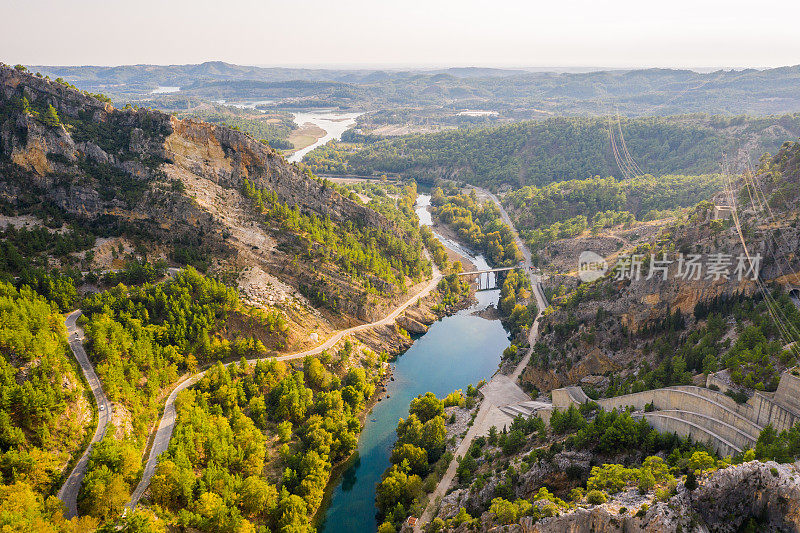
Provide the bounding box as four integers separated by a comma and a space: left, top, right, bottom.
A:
0, 64, 385, 229
0, 64, 414, 322
522, 180, 800, 392
442, 461, 800, 532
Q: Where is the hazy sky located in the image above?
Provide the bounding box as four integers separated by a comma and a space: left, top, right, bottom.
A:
3, 0, 800, 68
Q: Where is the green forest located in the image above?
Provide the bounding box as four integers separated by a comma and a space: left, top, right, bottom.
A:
0, 282, 100, 531
498, 269, 536, 342
302, 114, 800, 189
148, 341, 383, 531
241, 179, 431, 309
0, 260, 401, 531
431, 188, 522, 267
610, 291, 799, 397
75, 269, 289, 518
0, 284, 87, 499
375, 390, 475, 530
502, 173, 722, 250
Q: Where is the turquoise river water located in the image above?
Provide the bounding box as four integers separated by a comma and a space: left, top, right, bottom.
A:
318, 195, 511, 532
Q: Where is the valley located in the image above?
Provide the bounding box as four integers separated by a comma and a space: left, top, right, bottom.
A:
3, 50, 800, 533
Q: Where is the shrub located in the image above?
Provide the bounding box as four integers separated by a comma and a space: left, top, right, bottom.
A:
688, 451, 716, 473
586, 490, 607, 505
637, 466, 656, 494
569, 487, 585, 502
684, 470, 697, 491
587, 464, 636, 494
378, 522, 396, 533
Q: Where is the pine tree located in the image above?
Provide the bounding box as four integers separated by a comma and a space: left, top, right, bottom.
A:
41, 104, 60, 127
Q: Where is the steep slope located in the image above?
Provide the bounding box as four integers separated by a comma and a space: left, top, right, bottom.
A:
0, 282, 97, 529
0, 64, 429, 326
0, 65, 455, 531
521, 142, 800, 395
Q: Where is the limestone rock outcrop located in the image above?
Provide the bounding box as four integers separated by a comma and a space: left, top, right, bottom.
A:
469, 461, 800, 533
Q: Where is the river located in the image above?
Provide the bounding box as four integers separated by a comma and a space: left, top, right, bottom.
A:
287, 111, 361, 163
318, 194, 510, 532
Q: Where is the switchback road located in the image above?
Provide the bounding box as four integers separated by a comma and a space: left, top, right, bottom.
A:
57, 310, 111, 519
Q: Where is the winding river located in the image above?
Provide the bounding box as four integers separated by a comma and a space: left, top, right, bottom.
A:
287, 111, 361, 163
318, 195, 510, 532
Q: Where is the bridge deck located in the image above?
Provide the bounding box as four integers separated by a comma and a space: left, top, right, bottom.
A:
457, 266, 521, 276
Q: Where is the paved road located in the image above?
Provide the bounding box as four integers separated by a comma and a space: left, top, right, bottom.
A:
476, 187, 548, 317
57, 310, 111, 519
128, 263, 443, 509
417, 188, 549, 529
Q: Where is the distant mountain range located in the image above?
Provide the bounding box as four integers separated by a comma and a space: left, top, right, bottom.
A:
25, 61, 800, 117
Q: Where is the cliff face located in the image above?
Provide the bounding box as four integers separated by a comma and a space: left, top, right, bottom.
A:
163, 116, 387, 229
522, 187, 800, 392
0, 65, 403, 321
0, 64, 384, 229
526, 461, 800, 533
453, 461, 800, 533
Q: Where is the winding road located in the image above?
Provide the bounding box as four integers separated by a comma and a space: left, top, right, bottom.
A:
55, 185, 547, 524
59, 187, 544, 521
57, 310, 111, 519
128, 262, 443, 509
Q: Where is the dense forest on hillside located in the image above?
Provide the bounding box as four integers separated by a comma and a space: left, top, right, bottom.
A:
336, 177, 466, 273
751, 139, 800, 209
75, 269, 288, 517
0, 282, 98, 530
241, 178, 431, 311
503, 174, 722, 250
303, 115, 800, 189
340, 180, 419, 233
147, 340, 383, 531
431, 189, 522, 267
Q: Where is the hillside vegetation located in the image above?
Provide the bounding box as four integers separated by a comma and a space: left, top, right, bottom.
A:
0, 64, 432, 327
431, 188, 523, 267
502, 173, 723, 252
303, 115, 800, 189
524, 139, 800, 397
0, 282, 97, 530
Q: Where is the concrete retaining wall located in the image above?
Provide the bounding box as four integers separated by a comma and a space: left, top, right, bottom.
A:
749, 392, 799, 433
651, 409, 756, 451
551, 372, 800, 457
551, 388, 578, 408
774, 370, 800, 419
636, 412, 742, 457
